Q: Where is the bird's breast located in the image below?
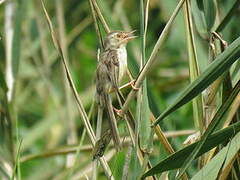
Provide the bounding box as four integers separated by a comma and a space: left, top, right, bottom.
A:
117, 47, 127, 83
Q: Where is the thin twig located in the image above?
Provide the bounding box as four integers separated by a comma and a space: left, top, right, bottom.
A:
88, 0, 106, 178
122, 145, 132, 180
120, 0, 186, 116
5, 0, 14, 102
72, 149, 115, 180
215, 0, 240, 32
115, 1, 141, 64
91, 0, 110, 33
20, 129, 195, 163
88, 0, 104, 49
183, 0, 203, 131
40, 1, 114, 179
4, 0, 15, 176
137, 0, 152, 177
55, 0, 77, 168
67, 128, 87, 178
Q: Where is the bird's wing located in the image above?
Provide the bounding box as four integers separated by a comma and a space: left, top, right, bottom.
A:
96, 53, 110, 107
107, 50, 119, 90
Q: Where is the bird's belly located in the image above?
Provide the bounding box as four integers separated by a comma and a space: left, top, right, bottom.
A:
117, 47, 127, 83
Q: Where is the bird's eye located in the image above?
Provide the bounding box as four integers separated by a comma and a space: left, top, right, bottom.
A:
116, 34, 121, 38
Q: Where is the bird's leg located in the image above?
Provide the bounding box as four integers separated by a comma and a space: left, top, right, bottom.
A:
129, 79, 140, 91
108, 69, 139, 93
121, 69, 139, 91
117, 80, 139, 91
127, 69, 140, 91
118, 82, 132, 90
211, 31, 228, 50
113, 107, 123, 117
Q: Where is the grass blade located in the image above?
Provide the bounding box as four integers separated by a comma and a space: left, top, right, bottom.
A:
177, 79, 240, 178
154, 36, 240, 125
183, 0, 203, 130
192, 132, 240, 180
40, 1, 114, 178
216, 0, 240, 32
203, 0, 216, 31
120, 0, 186, 114
142, 120, 240, 178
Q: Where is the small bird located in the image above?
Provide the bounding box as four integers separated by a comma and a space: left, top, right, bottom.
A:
95, 31, 136, 156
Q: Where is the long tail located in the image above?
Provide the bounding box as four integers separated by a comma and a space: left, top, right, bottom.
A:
103, 93, 121, 150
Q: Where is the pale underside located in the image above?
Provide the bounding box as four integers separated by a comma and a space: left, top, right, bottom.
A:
117, 46, 128, 84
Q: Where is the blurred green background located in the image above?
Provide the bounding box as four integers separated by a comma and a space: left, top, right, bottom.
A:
0, 0, 240, 179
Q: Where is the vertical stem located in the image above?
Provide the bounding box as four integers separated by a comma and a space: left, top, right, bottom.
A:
55, 0, 78, 168
122, 144, 132, 180
138, 0, 154, 178
183, 0, 204, 131
4, 0, 15, 177
204, 35, 217, 129
89, 0, 104, 49
120, 0, 186, 115
41, 1, 114, 178
134, 0, 145, 178
88, 1, 105, 178
91, 0, 110, 33
5, 0, 14, 102
34, 0, 50, 75
92, 108, 103, 180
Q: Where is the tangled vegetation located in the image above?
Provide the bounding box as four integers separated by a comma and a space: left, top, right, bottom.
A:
0, 0, 240, 179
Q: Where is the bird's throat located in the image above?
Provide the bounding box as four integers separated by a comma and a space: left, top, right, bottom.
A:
117, 46, 128, 83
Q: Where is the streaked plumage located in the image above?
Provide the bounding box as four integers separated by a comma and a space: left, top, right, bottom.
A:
94, 31, 136, 158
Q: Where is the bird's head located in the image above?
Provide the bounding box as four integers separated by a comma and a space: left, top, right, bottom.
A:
104, 30, 136, 50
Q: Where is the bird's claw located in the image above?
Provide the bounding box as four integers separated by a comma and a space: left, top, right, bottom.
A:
130, 80, 139, 91
113, 107, 123, 117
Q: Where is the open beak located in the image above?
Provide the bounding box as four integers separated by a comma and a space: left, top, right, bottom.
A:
124, 30, 137, 41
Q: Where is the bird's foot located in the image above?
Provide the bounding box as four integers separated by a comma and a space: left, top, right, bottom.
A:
118, 80, 139, 91
113, 107, 123, 117
129, 80, 139, 91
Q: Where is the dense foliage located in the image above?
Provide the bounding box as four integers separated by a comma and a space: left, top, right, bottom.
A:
0, 0, 240, 179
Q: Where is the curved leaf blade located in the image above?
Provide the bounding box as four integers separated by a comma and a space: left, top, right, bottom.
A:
143, 80, 240, 178
142, 121, 240, 178
12, 0, 24, 79
154, 36, 240, 125
203, 0, 216, 31
192, 132, 240, 180
177, 80, 240, 178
